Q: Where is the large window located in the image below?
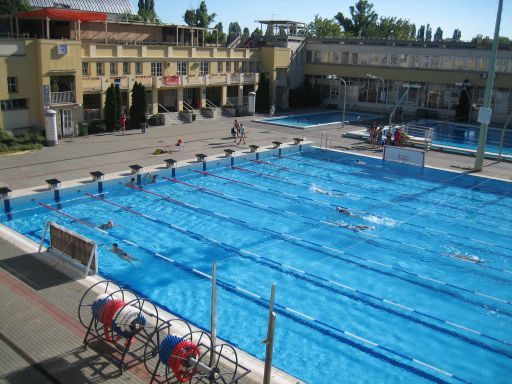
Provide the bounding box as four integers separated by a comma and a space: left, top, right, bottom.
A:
135, 62, 142, 75
151, 62, 162, 76
7, 77, 17, 93
1, 98, 28, 110
110, 62, 117, 75
200, 62, 209, 76
82, 62, 89, 76
123, 62, 130, 75
177, 62, 187, 76
96, 62, 104, 76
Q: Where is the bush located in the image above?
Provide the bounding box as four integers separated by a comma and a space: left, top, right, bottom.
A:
0, 143, 8, 152
15, 132, 45, 145
87, 120, 107, 134
0, 130, 16, 146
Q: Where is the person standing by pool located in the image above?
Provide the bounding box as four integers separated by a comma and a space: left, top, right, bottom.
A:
270, 104, 275, 117
369, 123, 377, 148
376, 126, 383, 147
120, 112, 127, 134
231, 120, 240, 142
237, 123, 246, 145
394, 127, 401, 146
386, 128, 392, 145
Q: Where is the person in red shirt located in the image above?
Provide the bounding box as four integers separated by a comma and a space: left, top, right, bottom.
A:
120, 113, 127, 134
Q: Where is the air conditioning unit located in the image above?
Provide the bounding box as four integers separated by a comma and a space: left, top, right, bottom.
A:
57, 44, 68, 55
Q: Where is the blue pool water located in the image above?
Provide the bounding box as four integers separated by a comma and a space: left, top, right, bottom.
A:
261, 111, 379, 128
2, 147, 512, 383
414, 119, 512, 156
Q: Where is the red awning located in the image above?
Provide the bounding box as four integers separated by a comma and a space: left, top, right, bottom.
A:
16, 8, 107, 22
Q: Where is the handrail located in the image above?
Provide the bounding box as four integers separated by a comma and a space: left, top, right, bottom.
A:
205, 99, 217, 109
225, 100, 235, 108
182, 101, 195, 113
158, 103, 171, 113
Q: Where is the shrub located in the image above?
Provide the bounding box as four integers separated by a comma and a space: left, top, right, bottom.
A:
0, 143, 8, 152
0, 130, 16, 146
87, 120, 107, 134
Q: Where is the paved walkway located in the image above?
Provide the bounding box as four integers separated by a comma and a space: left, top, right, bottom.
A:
0, 113, 511, 384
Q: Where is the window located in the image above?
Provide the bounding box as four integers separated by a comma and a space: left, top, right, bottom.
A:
177, 62, 187, 76
217, 62, 223, 73
200, 62, 209, 75
96, 62, 104, 76
123, 62, 130, 75
110, 62, 117, 75
234, 62, 240, 72
151, 62, 162, 76
226, 62, 231, 72
135, 62, 142, 75
1, 98, 28, 111
82, 62, 89, 76
7, 77, 17, 93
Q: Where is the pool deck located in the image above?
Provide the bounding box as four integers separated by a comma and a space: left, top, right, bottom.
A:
1, 111, 511, 384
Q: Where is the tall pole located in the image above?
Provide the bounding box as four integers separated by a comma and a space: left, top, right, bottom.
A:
263, 284, 276, 384
340, 77, 347, 129
474, 0, 503, 171
210, 261, 217, 351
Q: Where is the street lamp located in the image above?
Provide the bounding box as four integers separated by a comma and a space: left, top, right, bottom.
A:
327, 75, 346, 128
366, 73, 385, 102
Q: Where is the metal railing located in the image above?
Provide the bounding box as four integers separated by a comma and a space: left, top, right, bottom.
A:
182, 101, 195, 113
51, 91, 76, 104
205, 99, 218, 109
226, 97, 238, 106
404, 123, 433, 151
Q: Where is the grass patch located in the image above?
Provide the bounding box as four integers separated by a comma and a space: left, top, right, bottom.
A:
0, 130, 45, 153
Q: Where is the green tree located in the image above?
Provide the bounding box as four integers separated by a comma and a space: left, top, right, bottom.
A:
227, 22, 242, 44
114, 84, 122, 129
138, 0, 158, 22
206, 22, 226, 45
433, 27, 443, 42
410, 24, 416, 40
417, 25, 425, 41
425, 24, 432, 42
183, 1, 216, 28
455, 80, 471, 122
251, 28, 261, 37
103, 84, 117, 131
334, 0, 378, 38
374, 17, 415, 40
308, 15, 343, 38
0, 0, 30, 15
255, 73, 270, 113
452, 29, 462, 41
243, 27, 250, 37
129, 82, 147, 130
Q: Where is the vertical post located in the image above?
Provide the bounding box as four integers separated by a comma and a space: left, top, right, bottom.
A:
38, 221, 51, 253
474, 0, 503, 171
340, 78, 347, 129
202, 161, 207, 172
172, 167, 176, 178
263, 283, 276, 384
211, 261, 217, 351
136, 174, 142, 185
230, 157, 234, 167
498, 114, 511, 161
98, 180, 104, 194
46, 17, 50, 39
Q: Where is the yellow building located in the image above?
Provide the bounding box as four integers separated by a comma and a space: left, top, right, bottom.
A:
0, 3, 261, 136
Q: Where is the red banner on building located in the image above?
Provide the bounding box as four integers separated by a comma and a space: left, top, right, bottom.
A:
163, 76, 180, 86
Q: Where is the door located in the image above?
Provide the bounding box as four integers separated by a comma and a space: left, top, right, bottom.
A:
61, 109, 74, 137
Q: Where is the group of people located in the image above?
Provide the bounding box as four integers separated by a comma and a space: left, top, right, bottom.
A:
231, 119, 247, 145
369, 122, 404, 148
97, 220, 137, 263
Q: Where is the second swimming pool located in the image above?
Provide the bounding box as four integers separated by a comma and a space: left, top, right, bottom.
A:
1, 146, 511, 383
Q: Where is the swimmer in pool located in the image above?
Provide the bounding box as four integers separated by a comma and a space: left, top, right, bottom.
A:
108, 243, 137, 263
99, 220, 114, 230
453, 254, 484, 264
312, 185, 342, 196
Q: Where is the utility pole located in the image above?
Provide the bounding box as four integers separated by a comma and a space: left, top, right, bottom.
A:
474, 0, 503, 171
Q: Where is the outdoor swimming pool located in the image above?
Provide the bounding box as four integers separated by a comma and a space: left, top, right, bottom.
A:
415, 119, 512, 156
1, 146, 512, 383
260, 111, 379, 128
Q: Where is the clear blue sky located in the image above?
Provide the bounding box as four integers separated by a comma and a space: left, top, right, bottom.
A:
130, 0, 511, 41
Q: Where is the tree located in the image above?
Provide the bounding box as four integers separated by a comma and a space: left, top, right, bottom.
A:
103, 84, 117, 131
416, 25, 425, 41
308, 15, 343, 38
129, 82, 147, 130
138, 0, 158, 22
374, 17, 415, 40
425, 24, 432, 42
452, 29, 462, 41
433, 27, 443, 42
0, 0, 30, 15
243, 27, 250, 37
334, 0, 378, 38
410, 24, 416, 40
251, 28, 262, 37
183, 1, 216, 28
227, 22, 242, 44
455, 80, 471, 122
210, 22, 226, 45
114, 84, 122, 130
255, 73, 270, 113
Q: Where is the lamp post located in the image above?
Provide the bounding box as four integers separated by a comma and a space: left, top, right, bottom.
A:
474, 0, 503, 171
327, 75, 346, 128
366, 73, 385, 102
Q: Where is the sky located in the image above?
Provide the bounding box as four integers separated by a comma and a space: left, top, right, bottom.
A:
129, 0, 511, 41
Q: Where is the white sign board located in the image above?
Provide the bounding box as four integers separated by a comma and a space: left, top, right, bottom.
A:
383, 146, 425, 167
477, 107, 492, 125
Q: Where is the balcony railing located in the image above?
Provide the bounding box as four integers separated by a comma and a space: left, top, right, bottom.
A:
51, 91, 76, 104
